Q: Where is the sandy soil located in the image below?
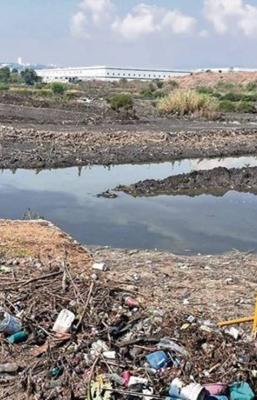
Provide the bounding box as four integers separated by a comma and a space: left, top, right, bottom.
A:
176, 70, 257, 89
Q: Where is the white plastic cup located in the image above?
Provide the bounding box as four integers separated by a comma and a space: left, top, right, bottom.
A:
53, 309, 75, 334
181, 383, 206, 400
169, 378, 185, 397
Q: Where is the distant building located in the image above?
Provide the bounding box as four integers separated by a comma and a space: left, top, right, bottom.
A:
36, 66, 191, 83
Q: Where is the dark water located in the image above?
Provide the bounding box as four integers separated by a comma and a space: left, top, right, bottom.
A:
1, 156, 257, 254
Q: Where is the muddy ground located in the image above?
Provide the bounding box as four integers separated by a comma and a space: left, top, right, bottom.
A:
1, 219, 256, 322
2, 123, 257, 169
114, 166, 257, 197
1, 95, 257, 169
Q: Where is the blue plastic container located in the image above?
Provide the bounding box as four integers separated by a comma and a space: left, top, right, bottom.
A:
146, 351, 169, 369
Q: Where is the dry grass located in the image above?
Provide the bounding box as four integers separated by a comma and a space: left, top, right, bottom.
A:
158, 89, 216, 116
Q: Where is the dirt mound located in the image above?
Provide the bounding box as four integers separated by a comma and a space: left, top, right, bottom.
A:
115, 166, 257, 197
175, 71, 257, 89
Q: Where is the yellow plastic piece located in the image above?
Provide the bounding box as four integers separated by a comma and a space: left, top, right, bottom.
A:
218, 295, 257, 333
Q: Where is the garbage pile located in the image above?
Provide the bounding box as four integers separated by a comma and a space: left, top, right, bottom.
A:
0, 256, 256, 400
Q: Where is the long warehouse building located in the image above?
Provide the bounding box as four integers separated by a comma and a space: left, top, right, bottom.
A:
36, 66, 191, 83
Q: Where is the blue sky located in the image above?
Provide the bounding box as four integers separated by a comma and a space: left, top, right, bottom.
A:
2, 0, 257, 68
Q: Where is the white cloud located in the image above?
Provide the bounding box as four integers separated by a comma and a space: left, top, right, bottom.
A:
70, 11, 88, 38
112, 3, 196, 40
70, 0, 113, 38
79, 0, 113, 24
204, 0, 257, 37
162, 10, 196, 34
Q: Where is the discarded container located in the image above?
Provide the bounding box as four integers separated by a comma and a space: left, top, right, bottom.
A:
7, 330, 28, 344
122, 371, 131, 386
52, 309, 75, 334
169, 379, 206, 400
0, 363, 19, 373
229, 382, 255, 400
50, 367, 63, 378
146, 351, 169, 370
124, 296, 139, 308
169, 378, 185, 398
143, 387, 154, 400
128, 376, 148, 387
205, 383, 227, 396
103, 351, 116, 359
91, 340, 109, 356
181, 383, 206, 400
0, 310, 22, 335
92, 262, 108, 272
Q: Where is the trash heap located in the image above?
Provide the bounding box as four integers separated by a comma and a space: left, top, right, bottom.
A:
0, 257, 256, 400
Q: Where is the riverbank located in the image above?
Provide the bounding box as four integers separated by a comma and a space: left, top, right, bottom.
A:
2, 123, 257, 169
1, 219, 256, 321
1, 219, 256, 399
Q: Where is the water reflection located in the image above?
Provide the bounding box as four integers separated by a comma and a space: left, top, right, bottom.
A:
0, 156, 257, 254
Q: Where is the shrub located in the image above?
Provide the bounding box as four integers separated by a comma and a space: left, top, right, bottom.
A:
242, 93, 257, 102
153, 89, 165, 98
158, 89, 215, 115
10, 88, 33, 96
215, 81, 236, 91
34, 89, 53, 98
220, 92, 243, 102
217, 100, 236, 112
167, 80, 179, 89
51, 82, 66, 95
196, 86, 213, 95
0, 82, 9, 91
236, 101, 256, 113
108, 93, 133, 111
154, 79, 164, 89
245, 82, 257, 91
140, 89, 154, 98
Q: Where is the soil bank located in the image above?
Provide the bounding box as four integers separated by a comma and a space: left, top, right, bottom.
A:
2, 124, 257, 169
115, 165, 257, 197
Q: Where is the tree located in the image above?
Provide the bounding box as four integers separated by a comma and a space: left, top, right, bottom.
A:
0, 67, 11, 83
21, 68, 41, 86
51, 82, 66, 95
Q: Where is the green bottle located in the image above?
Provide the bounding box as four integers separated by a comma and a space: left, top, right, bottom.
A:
7, 331, 28, 344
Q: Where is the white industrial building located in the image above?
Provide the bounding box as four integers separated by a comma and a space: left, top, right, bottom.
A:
36, 66, 191, 83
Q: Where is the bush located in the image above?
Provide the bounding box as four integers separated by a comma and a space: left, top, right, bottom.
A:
153, 89, 165, 98
0, 82, 9, 91
196, 86, 213, 95
34, 89, 53, 98
167, 80, 179, 89
51, 82, 66, 95
154, 79, 164, 89
220, 92, 243, 102
215, 81, 236, 91
10, 88, 33, 96
236, 101, 256, 113
108, 93, 133, 111
217, 100, 236, 112
245, 82, 257, 91
158, 89, 215, 115
242, 93, 257, 102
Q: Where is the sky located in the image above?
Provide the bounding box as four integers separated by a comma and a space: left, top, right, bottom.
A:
2, 0, 257, 69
